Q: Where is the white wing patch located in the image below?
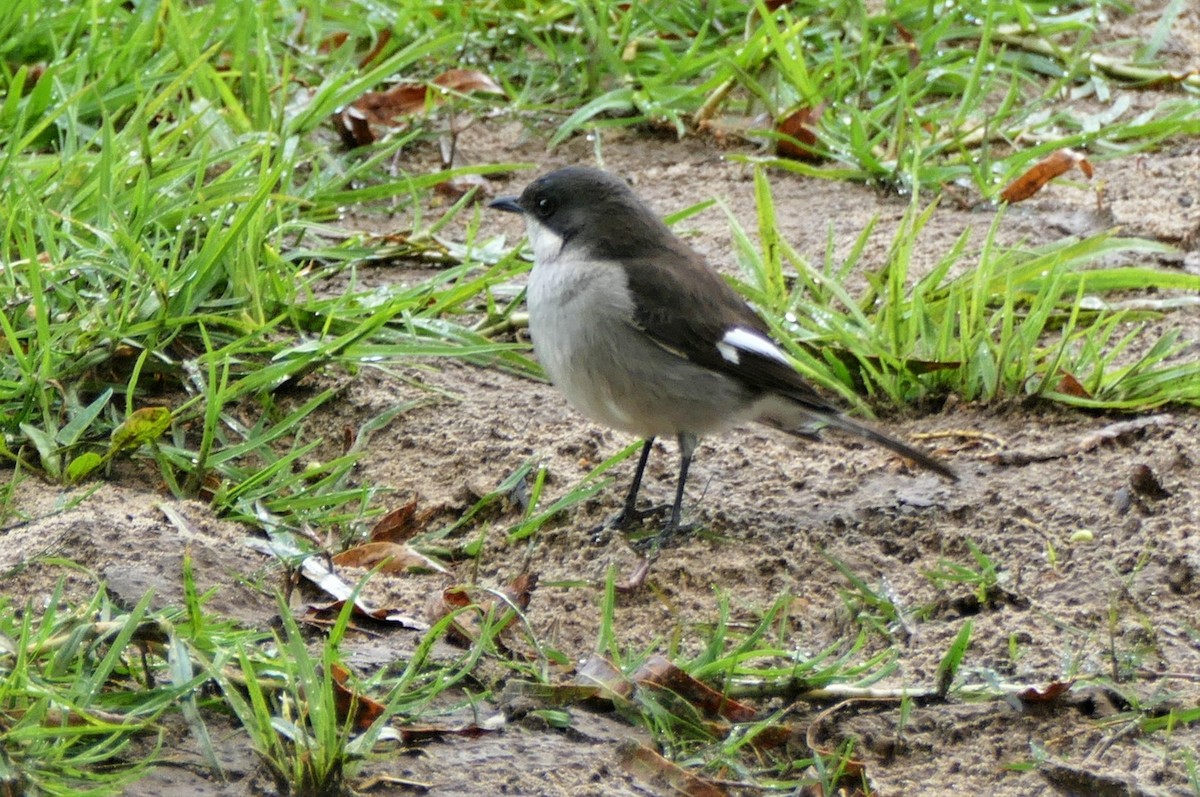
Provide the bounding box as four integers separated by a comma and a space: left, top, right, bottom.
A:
716, 340, 739, 364
719, 326, 789, 365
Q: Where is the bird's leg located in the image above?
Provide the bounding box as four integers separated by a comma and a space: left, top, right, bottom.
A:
619, 437, 656, 523
614, 434, 702, 588
657, 432, 698, 539
597, 439, 671, 536
625, 432, 700, 559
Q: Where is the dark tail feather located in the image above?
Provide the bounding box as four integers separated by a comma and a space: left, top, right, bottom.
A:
825, 414, 958, 481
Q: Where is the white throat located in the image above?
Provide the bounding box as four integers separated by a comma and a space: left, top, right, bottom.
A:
524, 217, 565, 265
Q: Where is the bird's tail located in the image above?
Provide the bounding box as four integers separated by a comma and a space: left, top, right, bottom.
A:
760, 397, 957, 481
823, 413, 957, 481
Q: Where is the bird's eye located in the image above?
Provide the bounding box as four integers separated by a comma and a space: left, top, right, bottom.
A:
535, 197, 552, 217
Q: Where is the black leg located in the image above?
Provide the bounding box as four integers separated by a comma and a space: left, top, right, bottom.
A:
621, 438, 655, 520
601, 438, 670, 533
610, 434, 700, 584
665, 432, 697, 532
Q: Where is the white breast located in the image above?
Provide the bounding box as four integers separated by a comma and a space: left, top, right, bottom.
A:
521, 218, 761, 439
525, 227, 642, 431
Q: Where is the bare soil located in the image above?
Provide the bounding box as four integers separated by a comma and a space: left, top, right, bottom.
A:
3, 7, 1200, 795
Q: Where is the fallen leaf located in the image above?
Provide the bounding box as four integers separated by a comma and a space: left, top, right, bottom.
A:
353, 83, 429, 123
1055, 371, 1091, 398
999, 148, 1093, 203
1017, 680, 1074, 703
632, 655, 757, 722
332, 541, 447, 574
893, 22, 921, 69
618, 741, 728, 797
426, 573, 539, 647
330, 663, 386, 730
317, 31, 350, 52
315, 28, 391, 68
574, 656, 635, 700
431, 68, 505, 97
369, 499, 421, 544
334, 68, 506, 147
398, 714, 505, 744
775, 103, 824, 161
433, 172, 494, 201
334, 105, 375, 147
500, 679, 608, 708
303, 599, 428, 631
496, 572, 538, 613
357, 30, 392, 70
244, 531, 430, 630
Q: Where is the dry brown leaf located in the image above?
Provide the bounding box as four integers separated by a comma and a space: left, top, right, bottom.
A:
775, 104, 824, 161
433, 172, 494, 201
397, 716, 504, 744
496, 572, 538, 612
574, 656, 635, 700
303, 598, 428, 631
334, 68, 506, 147
999, 148, 1093, 203
1055, 371, 1091, 398
354, 83, 429, 122
431, 68, 505, 97
1016, 680, 1074, 703
893, 22, 921, 69
357, 30, 392, 69
332, 541, 447, 574
356, 69, 503, 122
330, 663, 386, 731
334, 105, 374, 147
427, 574, 539, 647
618, 741, 728, 797
632, 655, 757, 722
317, 29, 391, 69
499, 679, 608, 708
317, 32, 350, 52
368, 498, 421, 544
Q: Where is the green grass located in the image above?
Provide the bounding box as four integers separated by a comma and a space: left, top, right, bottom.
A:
728, 166, 1200, 411
2, 0, 1200, 793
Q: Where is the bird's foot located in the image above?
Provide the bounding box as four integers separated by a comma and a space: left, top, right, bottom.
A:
624, 517, 697, 554
615, 520, 698, 591
590, 502, 671, 544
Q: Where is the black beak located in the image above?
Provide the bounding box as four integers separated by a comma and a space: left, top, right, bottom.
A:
488, 195, 523, 214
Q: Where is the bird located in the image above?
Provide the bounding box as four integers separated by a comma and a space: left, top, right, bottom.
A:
489, 166, 955, 538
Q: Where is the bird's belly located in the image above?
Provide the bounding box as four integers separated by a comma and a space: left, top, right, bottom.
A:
549, 347, 760, 439
529, 281, 758, 438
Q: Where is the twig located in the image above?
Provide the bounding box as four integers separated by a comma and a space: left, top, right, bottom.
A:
993, 25, 1200, 89
984, 414, 1174, 467
727, 678, 1083, 702
474, 311, 529, 339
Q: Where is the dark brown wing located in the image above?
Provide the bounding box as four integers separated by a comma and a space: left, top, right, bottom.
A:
618, 246, 840, 417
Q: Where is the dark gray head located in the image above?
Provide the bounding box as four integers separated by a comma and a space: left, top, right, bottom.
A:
489, 167, 675, 260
